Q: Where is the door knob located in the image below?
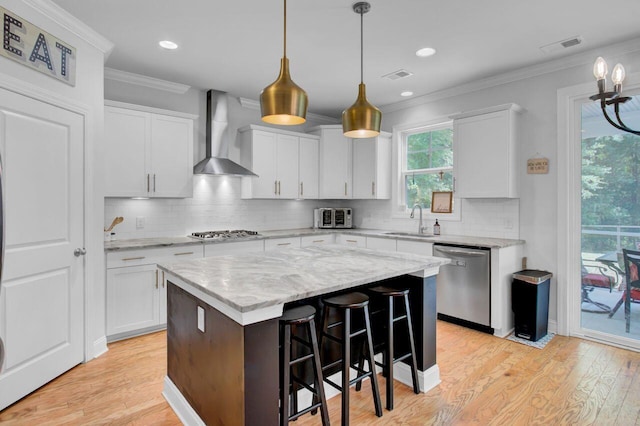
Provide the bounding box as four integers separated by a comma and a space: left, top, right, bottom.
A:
74, 248, 87, 257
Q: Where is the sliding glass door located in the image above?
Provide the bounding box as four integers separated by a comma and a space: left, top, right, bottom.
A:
580, 98, 640, 347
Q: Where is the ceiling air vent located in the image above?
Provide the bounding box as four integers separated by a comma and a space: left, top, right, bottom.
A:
382, 69, 413, 80
539, 36, 583, 54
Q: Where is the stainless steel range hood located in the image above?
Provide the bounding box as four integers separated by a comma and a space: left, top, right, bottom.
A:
193, 90, 257, 176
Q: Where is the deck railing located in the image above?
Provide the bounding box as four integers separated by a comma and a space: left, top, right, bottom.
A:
581, 225, 640, 252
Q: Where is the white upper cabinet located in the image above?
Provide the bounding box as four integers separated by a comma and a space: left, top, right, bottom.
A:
451, 104, 522, 199
310, 125, 353, 199
352, 132, 391, 199
104, 101, 195, 198
298, 137, 319, 199
240, 125, 319, 199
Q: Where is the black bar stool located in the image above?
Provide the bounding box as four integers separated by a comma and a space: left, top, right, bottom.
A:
320, 292, 383, 425
357, 286, 420, 410
279, 305, 330, 426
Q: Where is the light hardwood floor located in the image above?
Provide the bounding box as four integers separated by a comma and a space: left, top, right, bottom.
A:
1, 321, 639, 425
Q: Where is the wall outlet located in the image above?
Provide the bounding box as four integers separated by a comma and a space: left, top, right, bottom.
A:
197, 306, 205, 332
136, 216, 145, 229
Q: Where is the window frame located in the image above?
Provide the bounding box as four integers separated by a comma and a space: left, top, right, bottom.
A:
392, 118, 461, 221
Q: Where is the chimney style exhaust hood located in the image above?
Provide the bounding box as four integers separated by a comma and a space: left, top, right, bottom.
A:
193, 90, 257, 176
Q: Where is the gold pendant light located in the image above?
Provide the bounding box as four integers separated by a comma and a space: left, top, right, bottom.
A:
342, 1, 381, 138
260, 0, 308, 125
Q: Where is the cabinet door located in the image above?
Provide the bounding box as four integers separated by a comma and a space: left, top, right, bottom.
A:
298, 137, 319, 199
276, 134, 299, 199
319, 128, 352, 199
104, 107, 149, 197
454, 109, 518, 198
150, 114, 194, 197
352, 138, 376, 199
106, 264, 160, 337
250, 131, 279, 198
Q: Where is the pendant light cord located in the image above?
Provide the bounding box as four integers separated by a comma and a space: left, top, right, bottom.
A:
283, 0, 287, 59
360, 8, 364, 84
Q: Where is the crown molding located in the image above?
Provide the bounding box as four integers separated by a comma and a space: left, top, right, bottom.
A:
23, 0, 114, 58
104, 68, 191, 94
382, 36, 640, 114
239, 97, 338, 125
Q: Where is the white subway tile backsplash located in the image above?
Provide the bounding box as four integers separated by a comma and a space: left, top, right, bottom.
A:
105, 176, 520, 240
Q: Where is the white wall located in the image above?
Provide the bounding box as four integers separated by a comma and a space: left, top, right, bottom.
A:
0, 0, 111, 359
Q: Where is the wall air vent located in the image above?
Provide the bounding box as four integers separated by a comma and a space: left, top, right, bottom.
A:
382, 69, 413, 80
539, 36, 582, 54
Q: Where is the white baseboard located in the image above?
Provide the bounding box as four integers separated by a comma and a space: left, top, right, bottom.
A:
548, 319, 558, 334
91, 336, 108, 359
163, 376, 205, 426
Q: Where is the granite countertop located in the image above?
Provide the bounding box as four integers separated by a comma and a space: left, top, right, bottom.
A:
157, 244, 449, 314
104, 228, 524, 251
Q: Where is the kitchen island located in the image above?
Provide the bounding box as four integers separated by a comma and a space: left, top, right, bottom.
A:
157, 244, 449, 425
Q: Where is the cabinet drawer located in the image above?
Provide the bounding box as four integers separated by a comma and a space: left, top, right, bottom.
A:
205, 240, 264, 257
336, 234, 366, 247
106, 245, 203, 268
264, 237, 301, 251
300, 234, 335, 247
396, 240, 433, 256
366, 236, 397, 251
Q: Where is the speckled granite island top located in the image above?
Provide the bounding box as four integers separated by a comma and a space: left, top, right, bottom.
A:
158, 244, 449, 324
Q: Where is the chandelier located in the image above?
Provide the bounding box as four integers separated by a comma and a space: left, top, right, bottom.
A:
590, 57, 640, 136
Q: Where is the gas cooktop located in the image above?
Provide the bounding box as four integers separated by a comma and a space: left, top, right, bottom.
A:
189, 230, 260, 240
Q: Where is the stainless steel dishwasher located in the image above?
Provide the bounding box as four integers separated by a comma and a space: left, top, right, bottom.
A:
433, 244, 492, 333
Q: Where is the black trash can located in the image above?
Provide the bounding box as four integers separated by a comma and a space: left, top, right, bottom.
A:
512, 269, 552, 342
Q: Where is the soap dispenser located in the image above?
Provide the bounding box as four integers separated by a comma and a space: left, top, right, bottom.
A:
433, 219, 441, 235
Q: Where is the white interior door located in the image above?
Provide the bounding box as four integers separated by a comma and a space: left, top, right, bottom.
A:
0, 88, 84, 410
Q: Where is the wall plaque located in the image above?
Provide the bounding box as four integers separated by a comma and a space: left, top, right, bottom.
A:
1, 6, 76, 86
527, 157, 549, 174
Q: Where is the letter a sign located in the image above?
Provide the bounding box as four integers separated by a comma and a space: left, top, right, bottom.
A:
1, 6, 76, 86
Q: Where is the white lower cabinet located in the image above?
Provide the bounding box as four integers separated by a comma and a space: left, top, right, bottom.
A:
106, 264, 163, 339
106, 245, 202, 341
396, 240, 433, 256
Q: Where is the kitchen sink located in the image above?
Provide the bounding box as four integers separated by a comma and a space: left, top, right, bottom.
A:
383, 232, 434, 238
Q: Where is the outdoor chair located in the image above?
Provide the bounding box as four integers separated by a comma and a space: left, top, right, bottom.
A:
581, 259, 615, 313
608, 249, 640, 332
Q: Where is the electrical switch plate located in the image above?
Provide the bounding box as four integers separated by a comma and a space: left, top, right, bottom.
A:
197, 306, 205, 332
136, 216, 145, 229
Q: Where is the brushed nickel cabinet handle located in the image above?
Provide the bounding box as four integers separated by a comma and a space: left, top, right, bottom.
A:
122, 256, 145, 261
147, 174, 150, 192
153, 174, 156, 192
313, 240, 324, 243
277, 242, 291, 246
174, 251, 194, 256
372, 181, 375, 196
274, 180, 278, 195
346, 239, 357, 243
162, 271, 165, 288
278, 181, 281, 195
155, 270, 159, 289
344, 182, 347, 196
300, 182, 304, 197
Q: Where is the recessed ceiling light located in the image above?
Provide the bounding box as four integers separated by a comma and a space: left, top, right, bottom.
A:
416, 47, 436, 58
401, 91, 413, 97
159, 40, 178, 50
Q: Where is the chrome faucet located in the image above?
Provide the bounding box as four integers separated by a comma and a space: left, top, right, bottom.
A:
410, 204, 427, 234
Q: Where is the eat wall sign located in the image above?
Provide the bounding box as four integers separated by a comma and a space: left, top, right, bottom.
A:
1, 6, 76, 86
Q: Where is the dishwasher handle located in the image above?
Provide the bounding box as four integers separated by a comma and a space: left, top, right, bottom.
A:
434, 246, 488, 257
